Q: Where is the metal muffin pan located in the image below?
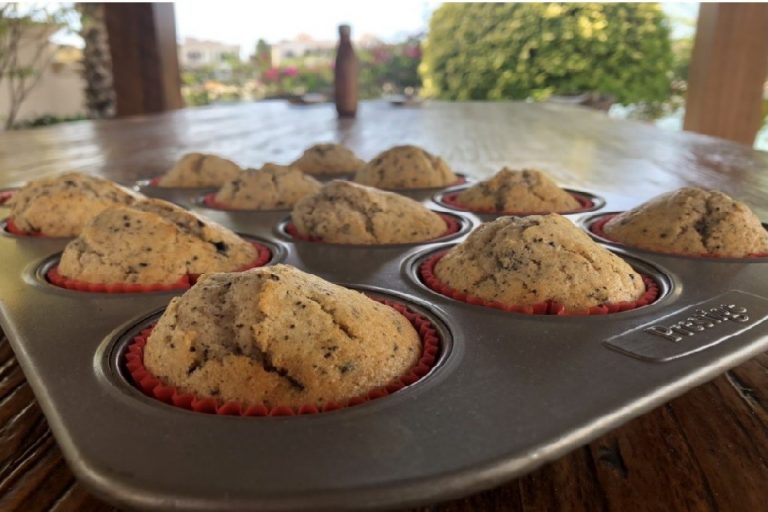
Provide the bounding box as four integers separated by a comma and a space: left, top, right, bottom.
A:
1, 184, 768, 511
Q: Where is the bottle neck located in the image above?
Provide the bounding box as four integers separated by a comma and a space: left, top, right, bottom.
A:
338, 25, 351, 43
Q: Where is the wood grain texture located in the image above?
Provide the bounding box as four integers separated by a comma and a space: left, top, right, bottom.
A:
1, 100, 768, 510
103, 3, 183, 116
683, 3, 768, 145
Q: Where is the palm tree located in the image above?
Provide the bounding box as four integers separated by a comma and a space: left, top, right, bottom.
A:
76, 3, 114, 119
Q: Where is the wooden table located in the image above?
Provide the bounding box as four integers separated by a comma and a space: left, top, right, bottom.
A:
1, 100, 767, 511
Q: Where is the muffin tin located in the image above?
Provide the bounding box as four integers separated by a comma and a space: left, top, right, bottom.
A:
1, 182, 768, 511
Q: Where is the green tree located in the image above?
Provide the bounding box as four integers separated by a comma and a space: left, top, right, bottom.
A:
420, 3, 674, 106
251, 38, 271, 70
77, 3, 115, 119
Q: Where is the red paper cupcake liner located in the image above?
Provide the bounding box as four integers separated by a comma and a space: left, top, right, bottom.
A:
590, 214, 768, 259
203, 193, 234, 210
124, 298, 441, 416
285, 213, 461, 244
46, 240, 273, 293
4, 217, 46, 237
441, 191, 594, 216
0, 189, 16, 206
419, 250, 660, 315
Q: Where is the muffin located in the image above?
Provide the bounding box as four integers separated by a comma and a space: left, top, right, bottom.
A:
602, 187, 768, 258
434, 214, 645, 311
156, 153, 242, 187
8, 172, 141, 236
292, 180, 447, 244
57, 198, 258, 285
143, 264, 421, 408
212, 164, 321, 210
354, 145, 458, 189
453, 168, 580, 213
291, 143, 365, 176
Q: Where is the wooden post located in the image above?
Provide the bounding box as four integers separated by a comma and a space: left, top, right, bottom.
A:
683, 3, 768, 146
103, 3, 183, 117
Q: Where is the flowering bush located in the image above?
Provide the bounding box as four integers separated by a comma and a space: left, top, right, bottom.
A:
262, 67, 280, 82
358, 37, 422, 97
261, 65, 333, 97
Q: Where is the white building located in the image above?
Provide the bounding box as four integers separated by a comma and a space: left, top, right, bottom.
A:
0, 24, 85, 128
270, 34, 335, 67
179, 38, 241, 68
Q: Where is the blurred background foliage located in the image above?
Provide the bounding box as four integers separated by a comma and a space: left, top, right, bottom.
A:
180, 36, 422, 106
179, 2, 688, 124
420, 3, 676, 112
4, 2, 702, 131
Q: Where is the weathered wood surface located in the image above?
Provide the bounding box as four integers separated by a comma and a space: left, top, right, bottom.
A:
684, 3, 768, 145
1, 100, 768, 511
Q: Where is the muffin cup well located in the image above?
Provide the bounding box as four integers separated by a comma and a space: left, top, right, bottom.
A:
45, 241, 273, 293
123, 299, 441, 416
589, 213, 768, 259
440, 190, 596, 216
419, 250, 660, 315
285, 213, 461, 244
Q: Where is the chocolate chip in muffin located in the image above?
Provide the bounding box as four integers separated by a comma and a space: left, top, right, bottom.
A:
292, 180, 446, 244
603, 187, 768, 257
434, 214, 645, 311
354, 145, 457, 189
143, 265, 421, 408
57, 198, 257, 285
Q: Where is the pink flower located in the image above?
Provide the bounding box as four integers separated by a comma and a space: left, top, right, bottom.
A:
263, 67, 280, 82
282, 66, 298, 77
372, 47, 392, 64
403, 45, 421, 59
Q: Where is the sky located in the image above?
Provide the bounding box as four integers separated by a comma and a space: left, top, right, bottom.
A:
174, 1, 700, 59
661, 2, 699, 39
175, 0, 443, 59
50, 1, 700, 56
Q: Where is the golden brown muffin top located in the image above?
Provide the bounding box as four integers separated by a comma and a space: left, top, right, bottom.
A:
213, 164, 321, 210
603, 187, 768, 257
58, 198, 257, 285
354, 145, 457, 189
144, 265, 421, 408
291, 143, 366, 175
455, 168, 580, 213
292, 180, 446, 244
435, 214, 645, 311
9, 171, 141, 236
157, 153, 242, 187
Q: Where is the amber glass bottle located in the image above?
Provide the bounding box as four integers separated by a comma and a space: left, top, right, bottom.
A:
334, 24, 358, 118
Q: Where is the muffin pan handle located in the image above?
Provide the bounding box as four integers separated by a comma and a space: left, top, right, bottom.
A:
604, 290, 768, 362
